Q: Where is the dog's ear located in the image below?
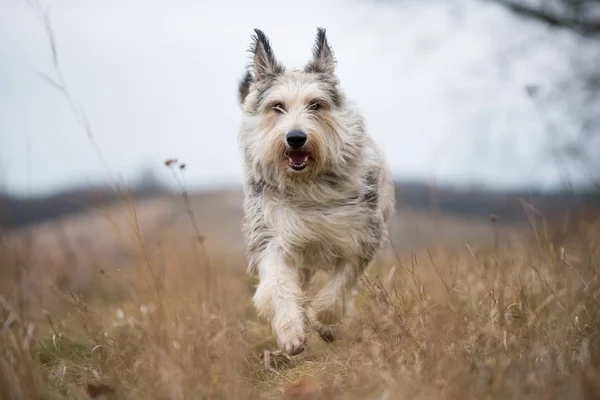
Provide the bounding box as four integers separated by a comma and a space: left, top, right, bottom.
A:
249, 29, 284, 82
238, 70, 253, 105
305, 27, 335, 75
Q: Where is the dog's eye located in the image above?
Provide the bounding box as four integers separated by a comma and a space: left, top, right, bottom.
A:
272, 103, 286, 114
307, 101, 321, 111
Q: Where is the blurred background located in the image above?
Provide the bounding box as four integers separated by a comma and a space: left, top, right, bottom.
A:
1, 0, 599, 231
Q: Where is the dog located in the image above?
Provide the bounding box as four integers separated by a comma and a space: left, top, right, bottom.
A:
237, 27, 395, 355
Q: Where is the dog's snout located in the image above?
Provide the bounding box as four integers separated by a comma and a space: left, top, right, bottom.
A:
286, 130, 307, 148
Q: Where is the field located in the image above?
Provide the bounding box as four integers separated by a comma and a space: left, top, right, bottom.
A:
1, 187, 599, 399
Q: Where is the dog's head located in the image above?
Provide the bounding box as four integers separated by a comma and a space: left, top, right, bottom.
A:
238, 28, 363, 184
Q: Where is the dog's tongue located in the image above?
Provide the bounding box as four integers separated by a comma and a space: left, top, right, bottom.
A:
288, 152, 308, 164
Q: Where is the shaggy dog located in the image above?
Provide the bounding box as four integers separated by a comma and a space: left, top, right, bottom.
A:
237, 27, 395, 355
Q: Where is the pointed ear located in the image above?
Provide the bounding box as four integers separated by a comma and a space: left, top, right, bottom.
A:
238, 70, 253, 105
305, 27, 336, 75
249, 29, 284, 81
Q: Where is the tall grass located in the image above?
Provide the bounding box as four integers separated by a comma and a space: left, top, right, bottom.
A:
1, 192, 599, 399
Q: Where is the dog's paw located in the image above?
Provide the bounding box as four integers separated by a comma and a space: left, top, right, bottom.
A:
279, 333, 306, 356
281, 335, 307, 356
307, 307, 342, 343
316, 324, 339, 343
275, 320, 307, 356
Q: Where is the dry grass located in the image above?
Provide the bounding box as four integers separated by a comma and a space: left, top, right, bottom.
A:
1, 188, 599, 399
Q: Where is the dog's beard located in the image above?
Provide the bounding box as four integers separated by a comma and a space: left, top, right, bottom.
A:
248, 115, 345, 185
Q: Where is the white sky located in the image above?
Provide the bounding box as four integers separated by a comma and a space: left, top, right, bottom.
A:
0, 0, 588, 196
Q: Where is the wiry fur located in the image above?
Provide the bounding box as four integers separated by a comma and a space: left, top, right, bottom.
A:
237, 28, 395, 355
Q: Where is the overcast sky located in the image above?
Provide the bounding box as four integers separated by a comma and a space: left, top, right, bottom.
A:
0, 0, 588, 196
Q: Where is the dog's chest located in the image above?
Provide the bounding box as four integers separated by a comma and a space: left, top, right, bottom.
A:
263, 197, 373, 265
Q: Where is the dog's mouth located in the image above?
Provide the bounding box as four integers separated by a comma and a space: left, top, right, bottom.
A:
286, 150, 310, 171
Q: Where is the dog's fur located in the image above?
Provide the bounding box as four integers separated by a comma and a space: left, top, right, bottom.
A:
237, 28, 395, 355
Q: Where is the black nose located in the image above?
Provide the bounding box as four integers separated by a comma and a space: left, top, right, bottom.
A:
286, 130, 307, 148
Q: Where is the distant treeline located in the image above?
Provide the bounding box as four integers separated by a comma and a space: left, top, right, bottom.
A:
0, 184, 170, 230
394, 181, 600, 222
1, 181, 599, 230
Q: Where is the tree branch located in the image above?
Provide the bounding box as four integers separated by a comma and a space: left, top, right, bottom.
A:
489, 0, 600, 36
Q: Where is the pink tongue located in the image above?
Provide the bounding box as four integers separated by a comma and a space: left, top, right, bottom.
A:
289, 153, 308, 164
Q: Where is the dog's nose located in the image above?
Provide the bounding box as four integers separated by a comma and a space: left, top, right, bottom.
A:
286, 130, 307, 148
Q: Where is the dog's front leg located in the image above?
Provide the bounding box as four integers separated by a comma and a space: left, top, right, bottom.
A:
253, 247, 306, 355
308, 261, 365, 342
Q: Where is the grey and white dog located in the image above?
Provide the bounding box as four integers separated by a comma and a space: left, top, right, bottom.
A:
237, 28, 395, 355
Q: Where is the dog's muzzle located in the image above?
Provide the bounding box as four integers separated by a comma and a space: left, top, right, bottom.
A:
285, 130, 310, 171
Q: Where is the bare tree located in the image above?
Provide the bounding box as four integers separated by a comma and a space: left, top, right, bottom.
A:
486, 0, 600, 185
486, 0, 600, 36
